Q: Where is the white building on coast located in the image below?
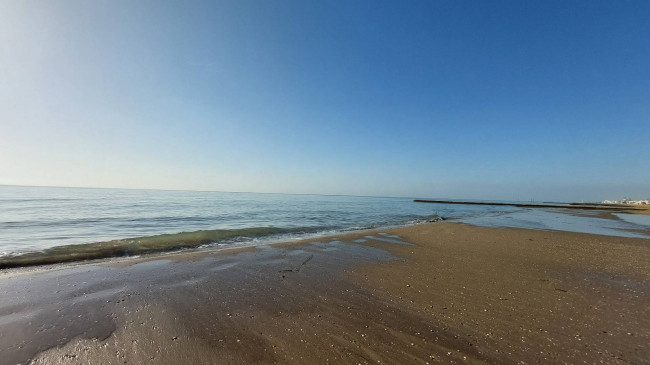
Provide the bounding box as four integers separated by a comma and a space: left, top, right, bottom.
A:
603, 198, 650, 205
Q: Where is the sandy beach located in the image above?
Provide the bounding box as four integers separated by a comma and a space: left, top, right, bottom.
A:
1, 222, 649, 364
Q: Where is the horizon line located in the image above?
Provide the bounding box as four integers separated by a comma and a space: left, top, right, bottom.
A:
0, 183, 420, 201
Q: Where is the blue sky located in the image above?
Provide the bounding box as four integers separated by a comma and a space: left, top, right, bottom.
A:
1, 0, 649, 201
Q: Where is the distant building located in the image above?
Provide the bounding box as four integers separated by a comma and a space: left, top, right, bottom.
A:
603, 198, 650, 205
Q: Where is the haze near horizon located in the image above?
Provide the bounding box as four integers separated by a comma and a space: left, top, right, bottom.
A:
1, 1, 649, 202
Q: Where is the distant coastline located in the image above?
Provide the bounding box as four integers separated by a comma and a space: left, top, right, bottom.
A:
413, 199, 649, 213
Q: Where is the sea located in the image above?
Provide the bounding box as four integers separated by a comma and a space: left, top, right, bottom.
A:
1, 185, 649, 268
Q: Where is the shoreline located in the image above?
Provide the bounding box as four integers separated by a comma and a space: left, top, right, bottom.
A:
5, 205, 650, 272
1, 222, 648, 364
0, 218, 444, 271
3, 209, 647, 273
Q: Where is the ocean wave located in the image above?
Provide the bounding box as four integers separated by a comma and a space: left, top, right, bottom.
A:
0, 213, 447, 269
0, 215, 226, 229
0, 198, 82, 203
0, 226, 318, 269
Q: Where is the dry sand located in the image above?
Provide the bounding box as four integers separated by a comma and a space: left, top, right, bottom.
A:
1, 222, 649, 364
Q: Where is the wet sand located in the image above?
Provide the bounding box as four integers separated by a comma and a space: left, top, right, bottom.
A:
1, 222, 649, 364
626, 208, 650, 215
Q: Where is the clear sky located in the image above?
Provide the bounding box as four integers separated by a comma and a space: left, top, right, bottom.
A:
1, 0, 649, 201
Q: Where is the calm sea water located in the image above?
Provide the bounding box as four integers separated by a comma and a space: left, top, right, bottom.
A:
1, 185, 648, 267
0, 186, 508, 261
